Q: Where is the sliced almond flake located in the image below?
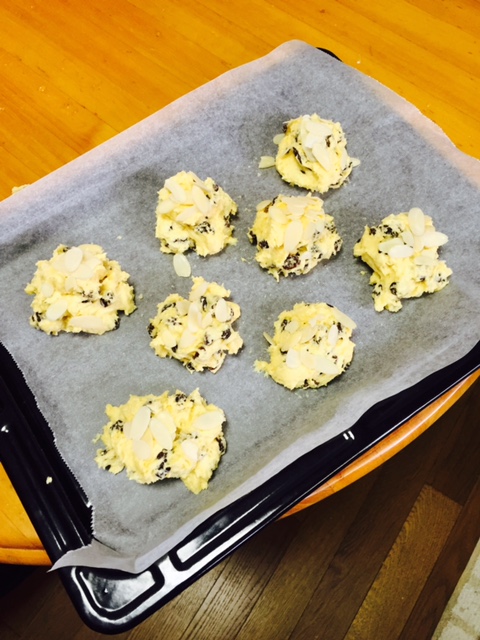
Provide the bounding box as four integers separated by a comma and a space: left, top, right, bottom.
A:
304, 119, 334, 138
257, 199, 272, 211
351, 157, 361, 167
141, 428, 154, 449
302, 144, 316, 163
86, 256, 103, 270
157, 199, 176, 215
263, 332, 274, 345
314, 356, 340, 375
155, 411, 176, 434
414, 254, 436, 266
189, 278, 209, 301
214, 297, 231, 323
132, 439, 153, 461
303, 132, 321, 149
40, 282, 55, 298
413, 234, 425, 253
401, 230, 415, 248
72, 262, 95, 280
176, 206, 198, 224
52, 254, 69, 274
284, 202, 307, 220
302, 221, 317, 244
181, 440, 199, 463
269, 205, 289, 225
422, 230, 448, 248
64, 276, 77, 291
159, 328, 177, 349
284, 219, 304, 253
179, 329, 196, 350
379, 238, 403, 253
193, 410, 224, 431
285, 332, 302, 350
299, 349, 316, 370
165, 178, 187, 203
173, 253, 191, 278
273, 133, 284, 145
328, 323, 339, 347
283, 195, 315, 209
286, 348, 301, 369
149, 418, 174, 450
333, 309, 357, 331
258, 155, 276, 169
187, 302, 203, 332
284, 319, 299, 334
46, 299, 68, 321
388, 244, 414, 259
312, 141, 332, 172
300, 324, 317, 343
202, 311, 213, 329
408, 207, 425, 236
130, 406, 151, 441
175, 299, 190, 316
69, 316, 107, 332
192, 184, 211, 214
64, 247, 84, 273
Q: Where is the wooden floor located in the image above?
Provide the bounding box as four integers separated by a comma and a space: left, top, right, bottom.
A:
1, 378, 479, 640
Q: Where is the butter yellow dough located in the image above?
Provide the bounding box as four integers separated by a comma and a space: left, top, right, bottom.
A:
353, 208, 452, 312
248, 194, 342, 280
148, 277, 243, 372
25, 244, 136, 335
255, 302, 356, 390
94, 389, 227, 493
274, 114, 359, 193
155, 170, 237, 256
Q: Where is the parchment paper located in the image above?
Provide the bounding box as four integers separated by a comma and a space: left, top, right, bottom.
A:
1, 41, 479, 575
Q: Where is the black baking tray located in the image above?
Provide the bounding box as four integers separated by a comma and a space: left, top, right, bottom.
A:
2, 46, 480, 633
1, 337, 479, 634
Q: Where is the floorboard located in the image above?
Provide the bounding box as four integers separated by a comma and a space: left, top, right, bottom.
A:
344, 485, 460, 640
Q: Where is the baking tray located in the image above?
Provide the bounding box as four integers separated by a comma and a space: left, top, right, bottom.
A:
1, 46, 480, 633
1, 338, 479, 633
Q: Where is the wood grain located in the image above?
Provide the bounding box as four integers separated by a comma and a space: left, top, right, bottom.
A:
345, 485, 460, 639
0, 5, 478, 633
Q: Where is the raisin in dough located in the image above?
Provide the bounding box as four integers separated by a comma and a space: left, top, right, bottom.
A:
274, 114, 359, 193
353, 208, 452, 312
148, 277, 243, 372
248, 194, 342, 280
25, 244, 136, 335
255, 302, 356, 390
155, 170, 237, 256
94, 389, 226, 494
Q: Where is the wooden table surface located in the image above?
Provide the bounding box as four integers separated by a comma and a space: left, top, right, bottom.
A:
1, 0, 479, 566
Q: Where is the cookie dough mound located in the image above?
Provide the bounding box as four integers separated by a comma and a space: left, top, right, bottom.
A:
255, 302, 356, 390
25, 244, 136, 335
94, 389, 227, 493
148, 277, 243, 372
155, 170, 238, 256
353, 208, 452, 312
274, 114, 359, 193
248, 194, 342, 280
